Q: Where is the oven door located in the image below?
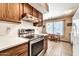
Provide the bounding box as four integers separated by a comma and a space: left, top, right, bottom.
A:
30, 38, 44, 56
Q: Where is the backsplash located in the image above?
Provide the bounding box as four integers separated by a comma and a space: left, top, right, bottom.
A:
0, 21, 18, 36
0, 20, 43, 37
34, 27, 43, 34
7, 20, 34, 37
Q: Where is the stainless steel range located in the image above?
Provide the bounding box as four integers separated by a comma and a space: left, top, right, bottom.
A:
18, 29, 45, 56
26, 35, 44, 56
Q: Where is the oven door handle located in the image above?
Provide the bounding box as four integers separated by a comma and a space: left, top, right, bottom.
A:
30, 37, 44, 44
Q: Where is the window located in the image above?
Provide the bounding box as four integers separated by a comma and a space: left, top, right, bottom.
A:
46, 21, 64, 35
46, 22, 53, 34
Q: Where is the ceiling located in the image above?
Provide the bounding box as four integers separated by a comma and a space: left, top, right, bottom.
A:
43, 3, 79, 20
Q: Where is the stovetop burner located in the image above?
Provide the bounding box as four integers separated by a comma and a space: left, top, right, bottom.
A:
25, 36, 34, 39
24, 34, 43, 41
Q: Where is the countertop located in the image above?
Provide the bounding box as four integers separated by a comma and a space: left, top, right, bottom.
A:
0, 34, 47, 51
0, 35, 29, 51
35, 33, 48, 36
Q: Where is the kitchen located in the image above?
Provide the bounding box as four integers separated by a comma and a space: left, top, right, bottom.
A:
0, 3, 48, 56
0, 3, 79, 56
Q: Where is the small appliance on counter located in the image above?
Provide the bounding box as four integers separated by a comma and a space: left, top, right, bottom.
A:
18, 29, 34, 38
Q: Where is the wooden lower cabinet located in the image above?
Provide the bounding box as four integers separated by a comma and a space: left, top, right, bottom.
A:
0, 4, 3, 20
0, 43, 28, 56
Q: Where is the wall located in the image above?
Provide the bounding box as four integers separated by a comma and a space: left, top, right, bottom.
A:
64, 17, 72, 42
44, 16, 72, 42
0, 20, 43, 37
9, 20, 34, 37
0, 21, 19, 36
34, 26, 43, 34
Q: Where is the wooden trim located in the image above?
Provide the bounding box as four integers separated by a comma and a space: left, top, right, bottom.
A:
28, 41, 30, 56
21, 3, 26, 18
0, 19, 21, 23
19, 3, 24, 21
63, 20, 66, 38
58, 40, 72, 44
19, 4, 20, 20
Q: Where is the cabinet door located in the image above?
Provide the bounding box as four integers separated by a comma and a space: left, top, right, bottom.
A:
24, 3, 33, 15
0, 3, 7, 20
0, 43, 28, 56
2, 3, 8, 20
39, 12, 43, 19
38, 12, 43, 26
6, 3, 20, 22
39, 12, 43, 26
33, 8, 39, 18
0, 4, 3, 19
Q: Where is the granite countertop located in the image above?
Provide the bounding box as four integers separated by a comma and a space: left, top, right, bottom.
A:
0, 36, 29, 51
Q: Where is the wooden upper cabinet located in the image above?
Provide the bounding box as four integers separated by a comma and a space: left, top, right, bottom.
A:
33, 8, 39, 18
0, 4, 3, 19
0, 4, 7, 20
0, 3, 43, 24
24, 3, 33, 15
0, 3, 23, 23
5, 3, 22, 22
38, 12, 43, 26
33, 9, 43, 26
2, 4, 8, 20
39, 12, 43, 19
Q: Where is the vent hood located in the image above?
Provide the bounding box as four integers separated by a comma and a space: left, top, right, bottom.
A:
22, 13, 39, 23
